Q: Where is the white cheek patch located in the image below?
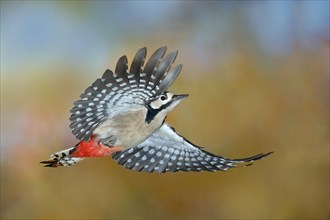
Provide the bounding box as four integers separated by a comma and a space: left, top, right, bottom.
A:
150, 99, 163, 109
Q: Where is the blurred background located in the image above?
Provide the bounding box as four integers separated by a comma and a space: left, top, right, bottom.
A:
1, 1, 329, 219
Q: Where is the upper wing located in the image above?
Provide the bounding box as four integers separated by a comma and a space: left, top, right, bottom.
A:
69, 47, 183, 141
112, 123, 273, 173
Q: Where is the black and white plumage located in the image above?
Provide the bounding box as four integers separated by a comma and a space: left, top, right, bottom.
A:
42, 46, 272, 170
69, 47, 182, 141
112, 123, 272, 173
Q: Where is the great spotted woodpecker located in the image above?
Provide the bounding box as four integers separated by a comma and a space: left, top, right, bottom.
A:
41, 47, 272, 172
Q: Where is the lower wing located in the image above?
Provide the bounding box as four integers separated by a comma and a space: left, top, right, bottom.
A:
112, 123, 273, 173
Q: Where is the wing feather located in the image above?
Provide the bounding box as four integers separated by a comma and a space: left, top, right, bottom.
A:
129, 47, 147, 88
101, 69, 121, 88
115, 56, 130, 88
143, 47, 167, 89
112, 123, 273, 173
157, 64, 182, 95
149, 50, 178, 93
70, 47, 182, 141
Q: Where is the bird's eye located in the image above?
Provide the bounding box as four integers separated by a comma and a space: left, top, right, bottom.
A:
160, 95, 167, 101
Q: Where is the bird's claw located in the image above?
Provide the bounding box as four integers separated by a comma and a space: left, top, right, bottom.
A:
99, 135, 117, 148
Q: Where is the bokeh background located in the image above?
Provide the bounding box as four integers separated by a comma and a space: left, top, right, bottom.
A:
1, 1, 329, 219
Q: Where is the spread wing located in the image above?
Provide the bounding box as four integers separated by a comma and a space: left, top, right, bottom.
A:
112, 123, 273, 173
69, 47, 183, 141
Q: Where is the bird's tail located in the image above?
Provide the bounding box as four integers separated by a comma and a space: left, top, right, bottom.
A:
40, 138, 124, 168
40, 146, 84, 167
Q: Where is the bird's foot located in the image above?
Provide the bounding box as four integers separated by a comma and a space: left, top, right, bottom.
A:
99, 135, 117, 148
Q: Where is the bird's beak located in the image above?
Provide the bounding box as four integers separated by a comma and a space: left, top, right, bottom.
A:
172, 94, 189, 101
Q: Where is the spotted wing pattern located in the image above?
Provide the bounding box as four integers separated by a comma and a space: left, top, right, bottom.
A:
70, 47, 183, 141
112, 123, 273, 173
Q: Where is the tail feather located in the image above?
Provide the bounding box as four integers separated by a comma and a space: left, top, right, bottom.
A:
41, 139, 123, 168
40, 147, 84, 167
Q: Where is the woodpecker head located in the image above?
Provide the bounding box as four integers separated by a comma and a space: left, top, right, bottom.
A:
145, 91, 188, 124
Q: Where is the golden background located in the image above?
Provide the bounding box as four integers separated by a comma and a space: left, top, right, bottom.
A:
1, 1, 329, 219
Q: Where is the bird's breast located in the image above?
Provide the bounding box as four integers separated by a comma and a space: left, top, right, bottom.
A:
92, 108, 163, 149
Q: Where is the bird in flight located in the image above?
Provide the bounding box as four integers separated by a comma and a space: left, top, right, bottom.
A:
41, 47, 272, 172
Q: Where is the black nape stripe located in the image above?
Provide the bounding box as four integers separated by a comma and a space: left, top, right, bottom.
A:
145, 100, 173, 124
